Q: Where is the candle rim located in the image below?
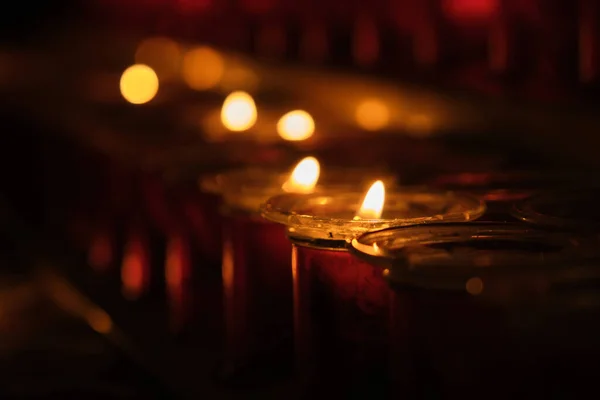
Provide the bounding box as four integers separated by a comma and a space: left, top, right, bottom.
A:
350, 221, 600, 304
350, 221, 598, 274
512, 188, 600, 230
261, 188, 486, 241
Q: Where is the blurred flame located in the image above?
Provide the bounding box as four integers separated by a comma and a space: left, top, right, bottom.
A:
135, 37, 181, 81
355, 99, 390, 131
120, 64, 159, 104
221, 91, 257, 131
182, 46, 224, 90
355, 180, 385, 220
277, 110, 315, 141
282, 157, 320, 193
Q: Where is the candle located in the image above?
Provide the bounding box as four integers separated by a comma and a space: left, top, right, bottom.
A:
512, 188, 600, 231
431, 171, 583, 221
350, 222, 600, 398
261, 184, 485, 395
213, 158, 397, 384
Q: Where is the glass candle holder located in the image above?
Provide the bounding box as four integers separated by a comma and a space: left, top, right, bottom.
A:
512, 188, 600, 231
214, 166, 398, 384
350, 222, 600, 398
430, 171, 582, 221
261, 189, 485, 396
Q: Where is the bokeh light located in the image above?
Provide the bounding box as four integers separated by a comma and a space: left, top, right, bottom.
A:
120, 64, 159, 104
221, 91, 257, 131
355, 99, 390, 131
182, 46, 225, 90
277, 110, 315, 141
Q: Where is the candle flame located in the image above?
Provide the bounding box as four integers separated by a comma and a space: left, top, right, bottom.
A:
282, 156, 320, 194
277, 110, 315, 141
355, 180, 385, 220
221, 91, 257, 131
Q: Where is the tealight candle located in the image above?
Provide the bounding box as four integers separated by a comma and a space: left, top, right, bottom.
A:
512, 188, 600, 231
430, 171, 582, 221
350, 222, 600, 398
261, 184, 485, 396
212, 157, 397, 383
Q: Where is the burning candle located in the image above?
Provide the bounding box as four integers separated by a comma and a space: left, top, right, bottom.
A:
261, 183, 485, 396
350, 222, 600, 398
212, 157, 397, 384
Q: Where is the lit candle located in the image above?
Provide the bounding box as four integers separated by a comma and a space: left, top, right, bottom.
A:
210, 158, 397, 383
350, 222, 600, 398
261, 183, 485, 395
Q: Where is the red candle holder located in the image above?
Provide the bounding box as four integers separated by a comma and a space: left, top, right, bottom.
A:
431, 171, 583, 221
261, 189, 485, 396
214, 164, 398, 384
351, 222, 600, 398
512, 188, 600, 231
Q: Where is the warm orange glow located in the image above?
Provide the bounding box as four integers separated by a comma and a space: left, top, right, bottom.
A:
355, 99, 390, 131
466, 277, 484, 295
182, 46, 225, 90
120, 64, 159, 104
135, 37, 181, 81
406, 114, 433, 137
86, 309, 114, 334
220, 91, 257, 131
165, 236, 189, 289
282, 156, 321, 194
277, 110, 315, 141
355, 180, 385, 220
121, 236, 148, 300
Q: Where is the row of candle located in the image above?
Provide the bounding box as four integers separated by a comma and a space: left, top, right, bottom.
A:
190, 156, 600, 396
65, 149, 600, 395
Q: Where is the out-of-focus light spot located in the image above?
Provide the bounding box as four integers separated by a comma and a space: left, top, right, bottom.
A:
182, 46, 225, 90
277, 110, 315, 141
135, 37, 181, 81
120, 64, 159, 104
121, 236, 149, 300
466, 277, 484, 295
221, 91, 257, 131
86, 308, 113, 334
355, 99, 390, 131
406, 114, 434, 137
443, 0, 498, 21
